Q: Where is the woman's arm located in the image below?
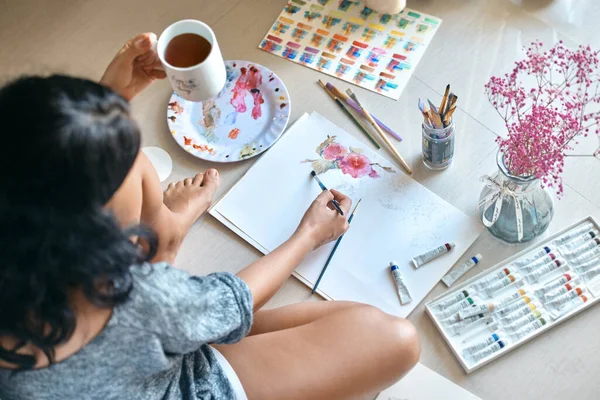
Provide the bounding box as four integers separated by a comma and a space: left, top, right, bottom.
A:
237, 190, 351, 311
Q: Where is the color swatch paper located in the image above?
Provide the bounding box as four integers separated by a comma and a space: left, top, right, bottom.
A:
258, 0, 442, 99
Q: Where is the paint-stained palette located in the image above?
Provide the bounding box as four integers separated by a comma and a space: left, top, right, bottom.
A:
259, 0, 442, 100
167, 60, 291, 162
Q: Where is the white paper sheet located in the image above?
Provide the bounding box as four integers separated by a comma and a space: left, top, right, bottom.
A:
376, 363, 481, 400
210, 112, 482, 316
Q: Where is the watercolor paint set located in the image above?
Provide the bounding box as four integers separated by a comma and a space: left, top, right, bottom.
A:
426, 217, 600, 373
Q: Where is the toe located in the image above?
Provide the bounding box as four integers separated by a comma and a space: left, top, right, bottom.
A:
167, 182, 175, 189
202, 169, 220, 198
184, 178, 193, 186
192, 173, 205, 186
175, 181, 184, 188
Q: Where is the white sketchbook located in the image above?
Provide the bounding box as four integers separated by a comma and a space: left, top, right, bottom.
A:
376, 363, 481, 400
210, 112, 482, 317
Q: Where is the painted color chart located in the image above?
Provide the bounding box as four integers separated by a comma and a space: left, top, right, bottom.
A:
259, 0, 442, 100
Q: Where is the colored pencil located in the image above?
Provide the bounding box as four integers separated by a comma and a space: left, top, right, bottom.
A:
312, 199, 362, 294
310, 170, 344, 216
346, 89, 413, 174
326, 82, 403, 142
318, 80, 381, 149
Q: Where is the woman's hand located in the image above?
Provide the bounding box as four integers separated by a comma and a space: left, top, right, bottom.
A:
295, 189, 352, 251
99, 33, 167, 101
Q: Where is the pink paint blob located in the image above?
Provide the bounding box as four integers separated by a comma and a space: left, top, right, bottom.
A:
340, 153, 372, 178
323, 143, 348, 160
230, 66, 265, 120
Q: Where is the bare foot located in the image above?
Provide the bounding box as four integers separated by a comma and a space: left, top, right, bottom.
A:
163, 169, 220, 235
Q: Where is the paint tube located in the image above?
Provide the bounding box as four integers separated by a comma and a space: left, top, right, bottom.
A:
525, 259, 563, 283
504, 310, 542, 331
442, 254, 482, 287
461, 323, 499, 344
550, 287, 583, 309
497, 296, 532, 317
412, 242, 455, 268
534, 273, 572, 297
446, 316, 493, 336
390, 263, 411, 305
574, 258, 600, 274
563, 238, 600, 259
552, 222, 594, 246
519, 253, 557, 273
497, 288, 527, 307
513, 246, 552, 267
437, 297, 475, 318
514, 318, 547, 339
582, 266, 600, 281
571, 246, 600, 266
442, 311, 484, 327
544, 280, 581, 302
462, 333, 501, 356
551, 295, 588, 319
562, 230, 598, 252
458, 303, 496, 320
501, 302, 538, 323
433, 290, 471, 310
472, 340, 507, 362
485, 275, 521, 297
475, 268, 511, 289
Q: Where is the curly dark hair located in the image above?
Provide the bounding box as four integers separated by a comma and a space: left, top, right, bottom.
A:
0, 75, 156, 369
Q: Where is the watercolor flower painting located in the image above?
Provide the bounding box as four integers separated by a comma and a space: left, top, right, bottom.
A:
302, 135, 395, 178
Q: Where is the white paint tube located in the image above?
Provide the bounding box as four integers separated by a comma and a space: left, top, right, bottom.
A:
524, 259, 564, 283
475, 268, 511, 289
497, 288, 527, 307
552, 222, 594, 246
501, 302, 539, 323
390, 262, 412, 305
412, 242, 455, 268
462, 333, 501, 356
442, 311, 485, 327
519, 253, 557, 273
582, 266, 600, 281
550, 287, 583, 309
563, 238, 600, 260
550, 295, 588, 319
571, 246, 600, 266
562, 230, 598, 252
458, 303, 496, 320
544, 279, 581, 302
497, 296, 532, 317
534, 273, 573, 297
461, 323, 499, 344
437, 297, 475, 318
513, 246, 552, 267
573, 258, 600, 274
485, 276, 522, 297
446, 316, 493, 336
504, 310, 542, 331
472, 340, 507, 362
433, 289, 471, 310
514, 318, 547, 339
442, 254, 482, 287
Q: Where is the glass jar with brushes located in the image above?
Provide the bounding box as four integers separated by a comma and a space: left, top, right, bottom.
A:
422, 119, 455, 170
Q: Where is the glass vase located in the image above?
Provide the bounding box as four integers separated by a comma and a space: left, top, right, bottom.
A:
478, 151, 554, 243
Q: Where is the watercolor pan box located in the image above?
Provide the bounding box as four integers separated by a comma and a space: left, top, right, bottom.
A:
425, 216, 600, 373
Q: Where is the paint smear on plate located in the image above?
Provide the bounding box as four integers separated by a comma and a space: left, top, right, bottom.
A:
230, 65, 265, 120
224, 111, 238, 125
228, 128, 240, 139
200, 99, 221, 143
168, 101, 184, 114
183, 136, 192, 146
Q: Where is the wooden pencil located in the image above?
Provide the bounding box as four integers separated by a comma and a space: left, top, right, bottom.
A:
318, 80, 381, 149
346, 89, 413, 175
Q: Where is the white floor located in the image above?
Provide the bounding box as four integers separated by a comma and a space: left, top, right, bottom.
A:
1, 1, 599, 398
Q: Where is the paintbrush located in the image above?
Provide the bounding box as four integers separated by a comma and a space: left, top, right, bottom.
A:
346, 89, 412, 175
439, 84, 450, 117
312, 199, 362, 294
311, 171, 344, 215
318, 80, 381, 149
326, 82, 402, 142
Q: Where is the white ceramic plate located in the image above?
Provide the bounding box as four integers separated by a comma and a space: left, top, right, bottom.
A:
167, 60, 291, 162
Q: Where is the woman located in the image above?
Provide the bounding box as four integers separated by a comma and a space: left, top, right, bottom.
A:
0, 34, 420, 400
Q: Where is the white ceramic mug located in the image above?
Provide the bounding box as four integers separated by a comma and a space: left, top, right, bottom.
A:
157, 20, 226, 102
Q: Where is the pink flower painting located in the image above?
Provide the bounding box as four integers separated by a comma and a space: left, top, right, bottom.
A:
302, 135, 394, 178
